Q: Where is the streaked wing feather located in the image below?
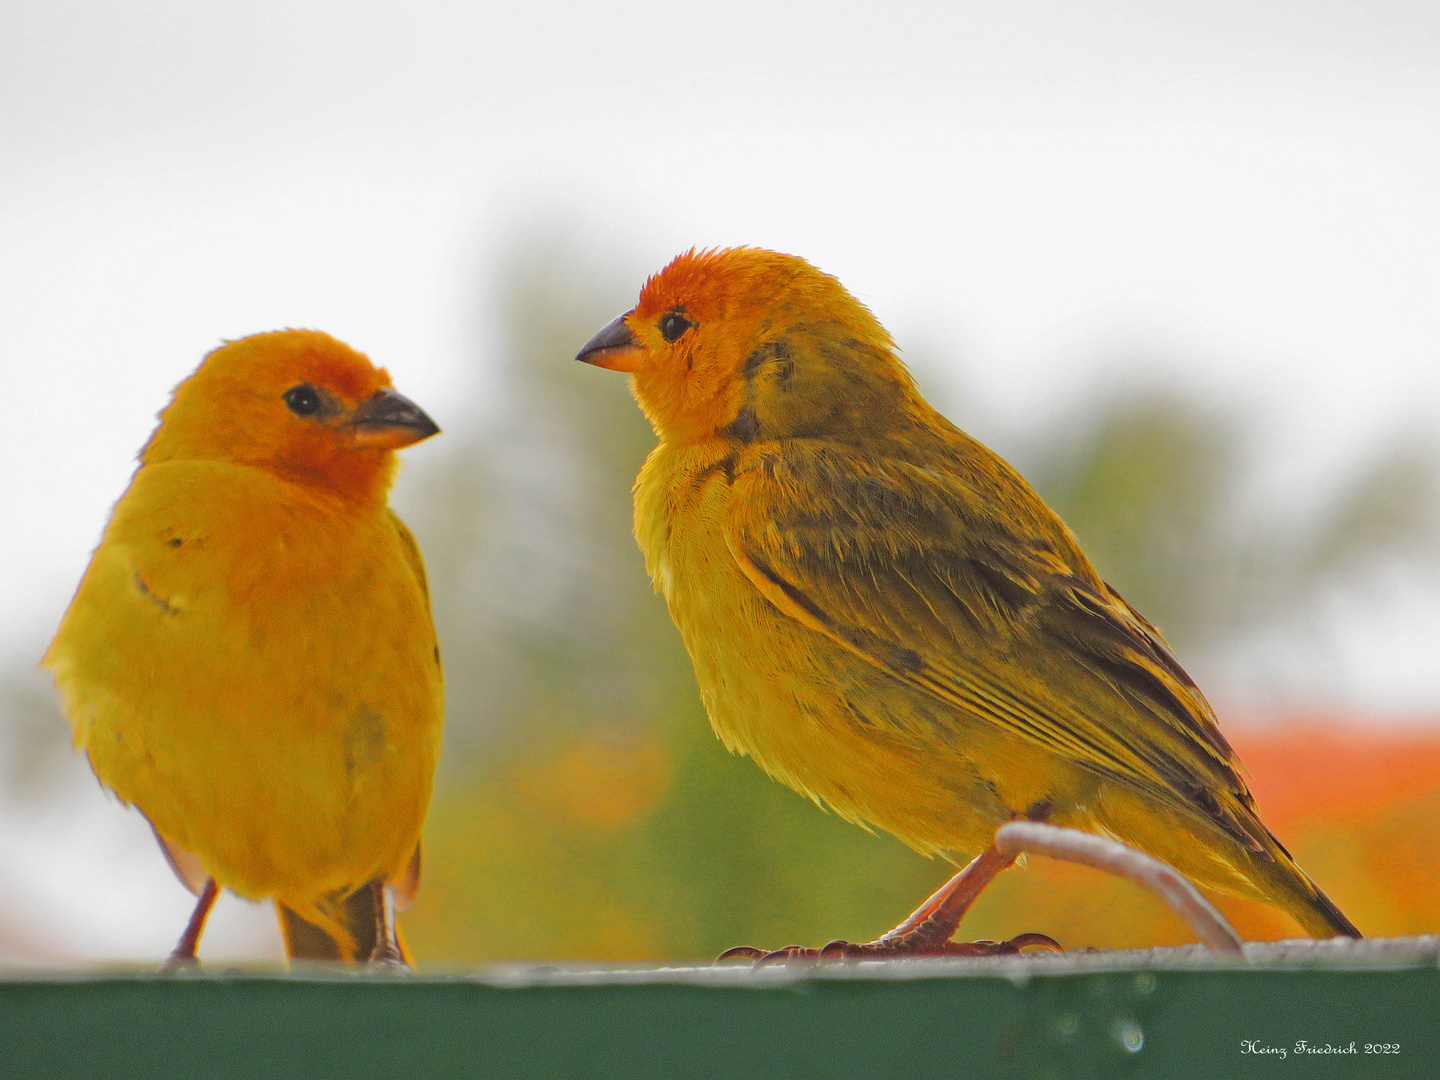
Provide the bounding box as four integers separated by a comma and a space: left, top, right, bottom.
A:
390, 843, 421, 912
389, 511, 433, 616
727, 445, 1262, 849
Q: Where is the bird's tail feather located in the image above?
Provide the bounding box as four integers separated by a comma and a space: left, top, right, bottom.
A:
1237, 818, 1362, 939
277, 880, 408, 962
1280, 869, 1361, 939
1243, 809, 1362, 939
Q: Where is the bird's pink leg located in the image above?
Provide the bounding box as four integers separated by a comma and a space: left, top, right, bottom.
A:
716, 845, 1061, 966
160, 877, 219, 972
872, 846, 1017, 947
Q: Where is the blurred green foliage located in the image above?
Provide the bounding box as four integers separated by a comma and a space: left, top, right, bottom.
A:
1030, 395, 1437, 654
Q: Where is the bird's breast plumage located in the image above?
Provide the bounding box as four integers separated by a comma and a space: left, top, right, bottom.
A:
635, 430, 1260, 874
635, 438, 1017, 856
46, 458, 444, 902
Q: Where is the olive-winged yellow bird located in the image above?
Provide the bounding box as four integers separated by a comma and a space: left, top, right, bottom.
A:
577, 247, 1359, 958
45, 330, 444, 966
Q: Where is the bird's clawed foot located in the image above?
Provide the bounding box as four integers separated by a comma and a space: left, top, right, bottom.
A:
829, 930, 1062, 962
716, 931, 1062, 967
366, 939, 413, 973
157, 953, 202, 974
713, 842, 1064, 968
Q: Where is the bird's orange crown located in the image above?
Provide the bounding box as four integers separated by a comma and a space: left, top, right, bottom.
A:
142, 329, 439, 505
577, 247, 915, 446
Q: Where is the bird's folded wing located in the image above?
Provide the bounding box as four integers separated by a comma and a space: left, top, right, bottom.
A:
145, 816, 210, 896
725, 447, 1264, 850
390, 843, 422, 911
389, 511, 433, 616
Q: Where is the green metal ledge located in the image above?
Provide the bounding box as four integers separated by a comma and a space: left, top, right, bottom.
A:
4, 937, 1437, 1079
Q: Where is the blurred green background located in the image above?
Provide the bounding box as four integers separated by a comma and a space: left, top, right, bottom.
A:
6, 0, 1440, 969
3, 242, 1438, 964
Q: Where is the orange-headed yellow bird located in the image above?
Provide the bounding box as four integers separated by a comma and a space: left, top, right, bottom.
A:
44, 330, 444, 966
577, 247, 1359, 957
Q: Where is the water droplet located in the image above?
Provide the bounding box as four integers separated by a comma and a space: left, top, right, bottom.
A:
1135, 971, 1157, 995
1056, 1013, 1080, 1039
1114, 1018, 1145, 1053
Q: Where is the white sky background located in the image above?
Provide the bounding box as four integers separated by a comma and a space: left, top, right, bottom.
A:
2, 0, 1439, 961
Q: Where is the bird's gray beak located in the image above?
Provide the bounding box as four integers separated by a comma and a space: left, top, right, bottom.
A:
349, 387, 440, 449
576, 312, 643, 373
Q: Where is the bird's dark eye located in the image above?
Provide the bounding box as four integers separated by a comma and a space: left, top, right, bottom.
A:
659, 310, 694, 344
283, 383, 322, 417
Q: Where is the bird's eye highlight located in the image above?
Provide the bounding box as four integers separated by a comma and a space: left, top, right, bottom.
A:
659, 311, 694, 344
283, 384, 323, 417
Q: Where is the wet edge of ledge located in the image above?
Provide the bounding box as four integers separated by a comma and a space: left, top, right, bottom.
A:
2, 934, 1437, 987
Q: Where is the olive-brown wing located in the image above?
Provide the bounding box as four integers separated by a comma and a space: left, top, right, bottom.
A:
724, 443, 1266, 852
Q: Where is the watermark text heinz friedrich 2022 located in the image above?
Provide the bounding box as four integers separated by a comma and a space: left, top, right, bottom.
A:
1240, 1040, 1400, 1058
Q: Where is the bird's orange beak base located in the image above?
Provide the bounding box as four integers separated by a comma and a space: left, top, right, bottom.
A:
576, 312, 644, 373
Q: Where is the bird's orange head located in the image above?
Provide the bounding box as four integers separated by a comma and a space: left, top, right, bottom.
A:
576, 247, 918, 446
142, 329, 439, 504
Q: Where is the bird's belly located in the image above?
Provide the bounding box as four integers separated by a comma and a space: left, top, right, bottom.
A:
87, 682, 437, 902
666, 545, 1015, 859
68, 549, 441, 902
